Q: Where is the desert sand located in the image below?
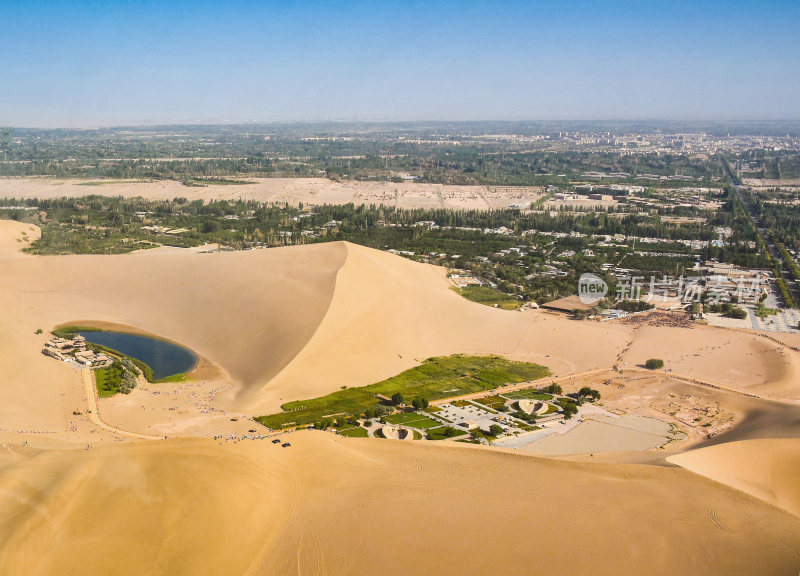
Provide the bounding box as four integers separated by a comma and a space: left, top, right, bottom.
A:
1, 217, 800, 574
668, 438, 800, 518
0, 176, 544, 210
1, 433, 799, 576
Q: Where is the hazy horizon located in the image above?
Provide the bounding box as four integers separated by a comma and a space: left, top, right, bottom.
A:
2, 0, 799, 128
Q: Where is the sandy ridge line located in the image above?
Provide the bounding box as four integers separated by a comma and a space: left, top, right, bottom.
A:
711, 322, 800, 352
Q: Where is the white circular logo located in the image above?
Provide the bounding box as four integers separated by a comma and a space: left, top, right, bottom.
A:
578, 273, 608, 304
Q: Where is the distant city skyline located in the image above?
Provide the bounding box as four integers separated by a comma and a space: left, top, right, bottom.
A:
1, 0, 798, 128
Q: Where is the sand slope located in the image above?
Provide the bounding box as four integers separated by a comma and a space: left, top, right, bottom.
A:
0, 219, 631, 428
668, 438, 800, 517
1, 433, 799, 576
254, 242, 632, 412
2, 217, 798, 440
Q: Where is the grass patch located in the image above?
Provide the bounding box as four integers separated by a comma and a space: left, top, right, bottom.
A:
426, 426, 468, 441
256, 355, 550, 429
153, 372, 188, 383
755, 304, 779, 318
453, 285, 521, 310
337, 427, 368, 438
52, 324, 106, 338
541, 403, 560, 415
503, 389, 553, 401
384, 412, 442, 429
473, 395, 507, 410
94, 364, 124, 397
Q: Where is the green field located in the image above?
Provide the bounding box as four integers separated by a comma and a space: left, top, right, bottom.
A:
256, 355, 550, 429
503, 389, 554, 401
473, 395, 507, 410
337, 427, 368, 438
426, 426, 468, 441
94, 365, 123, 397
453, 286, 521, 310
384, 412, 443, 429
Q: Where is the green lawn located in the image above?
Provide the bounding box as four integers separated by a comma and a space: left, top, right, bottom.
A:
384, 412, 443, 429
503, 389, 554, 401
426, 426, 468, 441
256, 355, 550, 429
473, 395, 507, 410
94, 365, 123, 397
542, 403, 560, 415
453, 286, 521, 310
337, 427, 368, 438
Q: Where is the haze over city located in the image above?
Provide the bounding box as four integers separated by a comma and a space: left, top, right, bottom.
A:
1, 0, 799, 127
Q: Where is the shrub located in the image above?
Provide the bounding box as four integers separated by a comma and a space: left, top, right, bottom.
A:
544, 383, 562, 395
724, 307, 747, 319
645, 358, 664, 370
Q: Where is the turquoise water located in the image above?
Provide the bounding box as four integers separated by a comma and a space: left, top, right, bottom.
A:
78, 331, 198, 380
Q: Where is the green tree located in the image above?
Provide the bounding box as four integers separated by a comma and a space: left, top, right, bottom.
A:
645, 358, 664, 370
489, 424, 503, 437
391, 392, 404, 406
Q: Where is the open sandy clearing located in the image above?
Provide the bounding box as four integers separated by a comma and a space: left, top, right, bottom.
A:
516, 413, 676, 455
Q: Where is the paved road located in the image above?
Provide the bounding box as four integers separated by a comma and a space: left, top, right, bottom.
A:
721, 158, 800, 306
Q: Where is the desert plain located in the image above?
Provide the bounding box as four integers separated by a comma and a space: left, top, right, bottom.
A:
0, 176, 544, 210
1, 216, 799, 575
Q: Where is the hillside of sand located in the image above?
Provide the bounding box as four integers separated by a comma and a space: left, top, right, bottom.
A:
668, 438, 800, 518
1, 432, 799, 576
0, 219, 633, 441
1, 217, 799, 442
2, 216, 800, 574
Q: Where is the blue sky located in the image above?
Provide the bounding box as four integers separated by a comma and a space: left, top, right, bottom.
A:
1, 0, 798, 127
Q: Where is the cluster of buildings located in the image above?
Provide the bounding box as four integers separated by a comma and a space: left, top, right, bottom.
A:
448, 273, 483, 288
42, 335, 113, 367
700, 262, 771, 304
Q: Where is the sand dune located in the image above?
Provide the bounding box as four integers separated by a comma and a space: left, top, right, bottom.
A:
1, 433, 799, 576
1, 218, 798, 442
2, 217, 800, 574
0, 219, 632, 438
669, 438, 800, 517
252, 242, 632, 413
